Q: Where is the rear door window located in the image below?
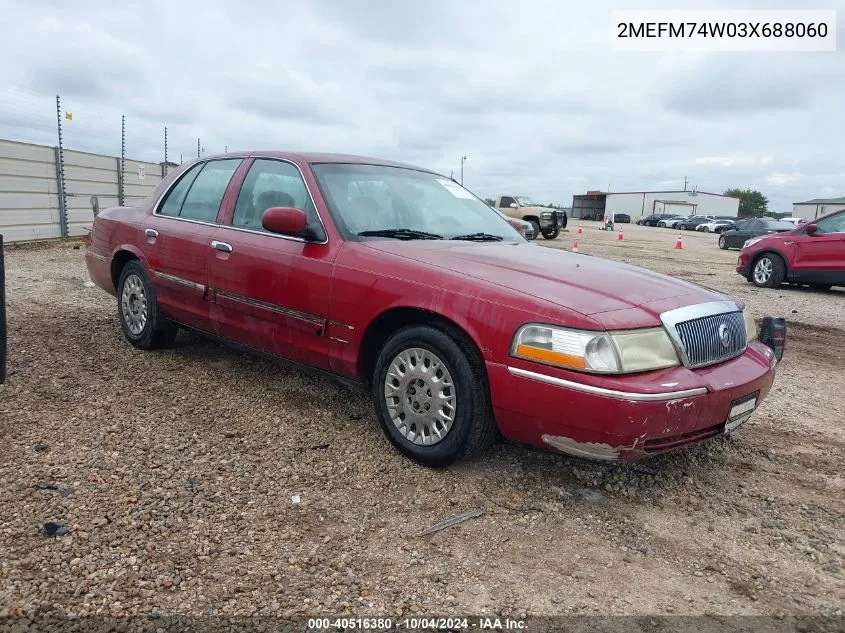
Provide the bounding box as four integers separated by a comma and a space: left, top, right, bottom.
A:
179, 159, 242, 223
158, 163, 204, 217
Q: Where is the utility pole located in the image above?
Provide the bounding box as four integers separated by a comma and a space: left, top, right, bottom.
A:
54, 95, 68, 238
197, 138, 201, 158
684, 176, 688, 191
164, 126, 168, 176
460, 155, 467, 185
119, 115, 126, 206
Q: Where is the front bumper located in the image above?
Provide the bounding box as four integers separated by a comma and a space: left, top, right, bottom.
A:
539, 211, 564, 230
488, 340, 777, 460
736, 252, 751, 278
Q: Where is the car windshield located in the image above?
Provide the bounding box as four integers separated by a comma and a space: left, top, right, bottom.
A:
311, 163, 522, 241
762, 221, 796, 231
515, 196, 540, 206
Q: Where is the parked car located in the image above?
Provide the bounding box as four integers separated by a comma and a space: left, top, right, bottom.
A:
640, 213, 674, 227
496, 209, 535, 240
614, 213, 631, 223
779, 217, 805, 227
696, 219, 736, 233
85, 151, 779, 466
718, 219, 796, 250
737, 209, 845, 288
677, 215, 717, 231
658, 216, 689, 229
494, 195, 565, 240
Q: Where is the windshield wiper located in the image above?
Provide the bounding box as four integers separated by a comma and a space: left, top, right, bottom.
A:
357, 228, 443, 240
451, 232, 504, 242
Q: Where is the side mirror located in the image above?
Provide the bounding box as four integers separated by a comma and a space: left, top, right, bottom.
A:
509, 202, 518, 209
806, 223, 818, 235
262, 207, 308, 236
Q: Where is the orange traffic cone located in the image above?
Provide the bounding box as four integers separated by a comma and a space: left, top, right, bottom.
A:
674, 234, 683, 249
577, 225, 583, 236
572, 240, 579, 253
617, 228, 624, 241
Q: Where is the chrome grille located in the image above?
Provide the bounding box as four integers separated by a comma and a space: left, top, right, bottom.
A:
673, 311, 746, 368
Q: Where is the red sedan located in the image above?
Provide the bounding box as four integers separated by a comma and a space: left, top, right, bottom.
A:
86, 152, 778, 466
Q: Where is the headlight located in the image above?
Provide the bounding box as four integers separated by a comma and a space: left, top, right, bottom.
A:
511, 324, 680, 374
743, 309, 758, 342
743, 237, 763, 248
541, 211, 553, 218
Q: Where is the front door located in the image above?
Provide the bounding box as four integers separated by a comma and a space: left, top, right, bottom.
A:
792, 211, 845, 284
142, 158, 243, 331
207, 158, 336, 369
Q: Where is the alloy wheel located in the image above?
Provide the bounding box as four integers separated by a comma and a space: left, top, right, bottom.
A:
120, 273, 148, 335
383, 347, 456, 446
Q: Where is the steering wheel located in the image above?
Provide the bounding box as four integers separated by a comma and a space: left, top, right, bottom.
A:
429, 216, 461, 231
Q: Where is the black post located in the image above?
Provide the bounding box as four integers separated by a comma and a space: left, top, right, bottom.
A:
55, 95, 68, 238
119, 115, 126, 206
164, 126, 168, 176
0, 234, 6, 384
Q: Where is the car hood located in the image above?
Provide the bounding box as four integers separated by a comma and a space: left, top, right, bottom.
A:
360, 241, 728, 329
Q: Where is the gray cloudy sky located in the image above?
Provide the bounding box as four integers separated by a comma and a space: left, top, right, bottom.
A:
0, 0, 843, 210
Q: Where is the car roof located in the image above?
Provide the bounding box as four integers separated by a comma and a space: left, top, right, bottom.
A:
208, 150, 438, 174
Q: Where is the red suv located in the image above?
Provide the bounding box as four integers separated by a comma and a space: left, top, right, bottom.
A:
737, 209, 845, 289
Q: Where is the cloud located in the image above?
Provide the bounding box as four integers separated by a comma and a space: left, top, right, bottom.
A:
0, 0, 843, 211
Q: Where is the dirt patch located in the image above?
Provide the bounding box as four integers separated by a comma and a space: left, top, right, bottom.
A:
1, 238, 843, 620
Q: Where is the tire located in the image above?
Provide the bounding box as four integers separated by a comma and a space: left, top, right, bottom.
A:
703, 227, 711, 232
117, 260, 178, 349
528, 220, 541, 239
658, 222, 666, 228
678, 224, 687, 231
718, 235, 728, 250
751, 253, 786, 288
372, 325, 496, 467
541, 227, 560, 240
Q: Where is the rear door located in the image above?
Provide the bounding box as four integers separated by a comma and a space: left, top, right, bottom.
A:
791, 211, 845, 283
142, 159, 243, 330
206, 158, 337, 368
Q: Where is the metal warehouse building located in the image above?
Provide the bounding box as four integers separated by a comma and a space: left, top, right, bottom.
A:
791, 197, 845, 221
571, 189, 739, 221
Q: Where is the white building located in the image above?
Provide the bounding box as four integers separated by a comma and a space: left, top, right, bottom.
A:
791, 197, 845, 221
571, 190, 739, 221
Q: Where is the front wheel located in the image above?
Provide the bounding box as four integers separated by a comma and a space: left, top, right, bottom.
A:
117, 260, 178, 349
541, 226, 560, 240
751, 254, 786, 288
718, 235, 728, 250
372, 325, 496, 467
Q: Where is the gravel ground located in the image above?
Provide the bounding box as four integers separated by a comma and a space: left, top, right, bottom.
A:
1, 231, 843, 622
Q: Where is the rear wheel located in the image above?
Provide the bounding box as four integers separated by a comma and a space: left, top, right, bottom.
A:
751, 254, 786, 288
372, 325, 496, 467
117, 260, 178, 349
718, 235, 728, 250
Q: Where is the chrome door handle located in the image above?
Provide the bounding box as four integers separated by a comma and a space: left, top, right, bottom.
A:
145, 228, 158, 238
211, 240, 233, 253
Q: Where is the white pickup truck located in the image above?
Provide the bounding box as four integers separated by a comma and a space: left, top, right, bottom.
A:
494, 195, 566, 239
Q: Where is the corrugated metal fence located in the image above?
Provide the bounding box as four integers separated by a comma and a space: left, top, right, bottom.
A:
0, 138, 167, 242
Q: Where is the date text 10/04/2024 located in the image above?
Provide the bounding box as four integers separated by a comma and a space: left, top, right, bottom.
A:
307, 618, 527, 630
